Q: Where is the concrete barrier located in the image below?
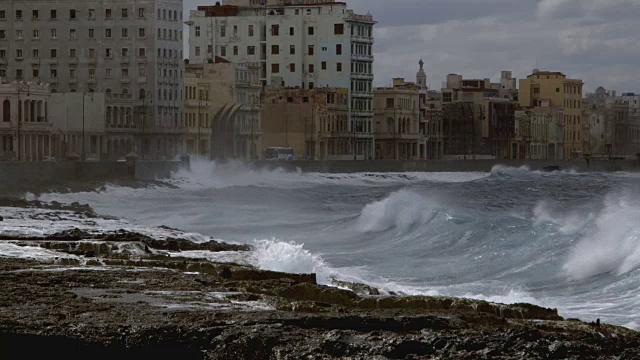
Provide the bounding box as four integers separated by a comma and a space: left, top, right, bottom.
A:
251, 159, 640, 174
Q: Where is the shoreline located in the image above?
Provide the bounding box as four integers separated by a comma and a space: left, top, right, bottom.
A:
1, 199, 639, 358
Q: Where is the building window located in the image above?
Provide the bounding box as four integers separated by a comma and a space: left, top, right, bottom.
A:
0, 31, 4, 39
309, 82, 314, 89
32, 10, 38, 20
50, 69, 57, 78
336, 44, 342, 55
121, 28, 128, 38
50, 49, 57, 58
138, 47, 146, 57
290, 45, 295, 55
89, 29, 95, 38
321, 61, 326, 70
220, 46, 226, 57
69, 48, 76, 57
271, 25, 279, 36
105, 48, 112, 58
32, 49, 38, 58
289, 63, 296, 72
195, 26, 200, 37
221, 25, 226, 37
271, 64, 279, 73
289, 27, 294, 36
138, 28, 145, 37
334, 24, 344, 35
121, 68, 128, 78
106, 9, 112, 18
70, 9, 76, 19
105, 29, 112, 38
105, 69, 112, 77
0, 11, 5, 20
16, 30, 23, 39
138, 8, 145, 18
89, 68, 96, 77
308, 45, 314, 56
195, 47, 200, 56
309, 64, 314, 73
122, 8, 128, 18
233, 46, 238, 55
337, 62, 342, 72
88, 9, 95, 19
69, 29, 76, 39
51, 29, 57, 39
308, 26, 314, 35
247, 46, 255, 55
33, 30, 39, 39
121, 48, 128, 57
88, 48, 95, 58
16, 49, 23, 59
271, 45, 279, 55
249, 25, 254, 37
16, 10, 22, 20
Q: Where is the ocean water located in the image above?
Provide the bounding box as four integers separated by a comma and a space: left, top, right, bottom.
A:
34, 161, 640, 329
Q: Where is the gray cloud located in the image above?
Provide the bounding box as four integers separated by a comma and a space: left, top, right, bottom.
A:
184, 0, 640, 93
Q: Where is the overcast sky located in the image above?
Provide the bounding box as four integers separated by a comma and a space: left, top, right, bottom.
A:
184, 0, 640, 93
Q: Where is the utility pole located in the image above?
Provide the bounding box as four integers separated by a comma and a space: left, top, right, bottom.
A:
16, 82, 30, 162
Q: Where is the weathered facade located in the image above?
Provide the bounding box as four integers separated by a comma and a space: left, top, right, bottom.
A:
519, 71, 583, 159
184, 59, 262, 160
261, 87, 350, 160
188, 0, 376, 160
0, 0, 185, 159
373, 78, 425, 160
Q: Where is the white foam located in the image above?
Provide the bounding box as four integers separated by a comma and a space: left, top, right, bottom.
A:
0, 243, 78, 262
533, 201, 594, 235
563, 192, 640, 280
355, 190, 437, 233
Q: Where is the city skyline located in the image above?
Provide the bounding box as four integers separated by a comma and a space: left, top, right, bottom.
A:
184, 0, 640, 94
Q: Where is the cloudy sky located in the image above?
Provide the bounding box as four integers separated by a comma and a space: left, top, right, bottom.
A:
184, 0, 640, 93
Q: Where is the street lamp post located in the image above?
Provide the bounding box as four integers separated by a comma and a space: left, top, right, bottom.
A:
393, 105, 402, 160
16, 82, 30, 162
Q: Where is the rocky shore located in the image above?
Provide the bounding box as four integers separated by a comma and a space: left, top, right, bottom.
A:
1, 199, 639, 359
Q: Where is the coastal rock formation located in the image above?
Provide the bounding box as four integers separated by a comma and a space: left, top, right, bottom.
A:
0, 201, 639, 359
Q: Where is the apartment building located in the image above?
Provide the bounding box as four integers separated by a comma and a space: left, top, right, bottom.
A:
184, 59, 262, 160
187, 0, 376, 160
261, 86, 350, 160
519, 70, 584, 159
0, 0, 184, 159
373, 78, 425, 160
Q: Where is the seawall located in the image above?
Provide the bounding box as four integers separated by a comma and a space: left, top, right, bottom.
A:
0, 159, 189, 193
251, 159, 640, 173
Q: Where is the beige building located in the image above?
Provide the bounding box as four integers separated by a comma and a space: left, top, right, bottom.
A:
184, 59, 262, 160
0, 81, 52, 161
519, 70, 584, 159
373, 78, 425, 160
261, 87, 350, 160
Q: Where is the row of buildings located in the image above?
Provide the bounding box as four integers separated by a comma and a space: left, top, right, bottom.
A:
0, 0, 639, 162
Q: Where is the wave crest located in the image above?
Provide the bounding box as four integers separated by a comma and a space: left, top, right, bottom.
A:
563, 193, 640, 280
356, 190, 438, 233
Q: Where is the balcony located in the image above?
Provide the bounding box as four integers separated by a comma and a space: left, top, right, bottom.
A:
120, 77, 130, 84
351, 54, 374, 62
49, 77, 58, 84
350, 91, 374, 98
87, 77, 97, 84
88, 57, 97, 64
68, 56, 78, 64
121, 56, 130, 64
350, 35, 374, 44
137, 56, 147, 63
30, 58, 40, 65
351, 72, 373, 80
48, 58, 58, 64
0, 58, 7, 65
352, 110, 374, 117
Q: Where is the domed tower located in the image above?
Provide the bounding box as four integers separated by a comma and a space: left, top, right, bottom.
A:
416, 59, 427, 89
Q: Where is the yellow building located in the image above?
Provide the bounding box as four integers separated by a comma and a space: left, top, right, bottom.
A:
261, 87, 351, 160
519, 71, 584, 159
373, 78, 425, 160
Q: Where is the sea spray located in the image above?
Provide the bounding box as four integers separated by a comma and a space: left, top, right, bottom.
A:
563, 193, 640, 279
355, 189, 438, 233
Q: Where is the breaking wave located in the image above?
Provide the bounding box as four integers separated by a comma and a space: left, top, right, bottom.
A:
355, 190, 438, 233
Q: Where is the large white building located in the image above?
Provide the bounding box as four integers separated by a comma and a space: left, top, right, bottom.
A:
0, 0, 185, 159
187, 0, 376, 159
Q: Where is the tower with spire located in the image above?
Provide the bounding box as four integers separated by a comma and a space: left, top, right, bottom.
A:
416, 59, 427, 89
